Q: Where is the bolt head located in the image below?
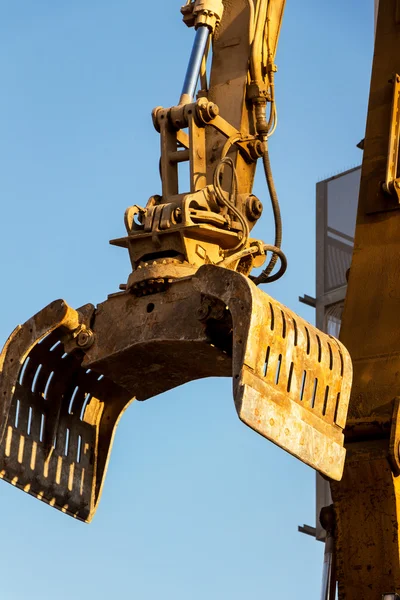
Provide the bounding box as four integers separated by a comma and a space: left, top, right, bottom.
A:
246, 195, 263, 221
197, 305, 210, 320
76, 330, 94, 349
77, 332, 89, 346
209, 103, 219, 118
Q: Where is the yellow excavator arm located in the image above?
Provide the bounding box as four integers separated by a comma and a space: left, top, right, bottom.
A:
0, 0, 352, 546
330, 1, 400, 598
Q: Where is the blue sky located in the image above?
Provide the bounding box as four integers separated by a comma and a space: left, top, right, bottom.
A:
0, 1, 373, 598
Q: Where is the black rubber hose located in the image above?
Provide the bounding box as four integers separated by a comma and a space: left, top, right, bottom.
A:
219, 244, 287, 281
260, 245, 287, 282
252, 145, 283, 285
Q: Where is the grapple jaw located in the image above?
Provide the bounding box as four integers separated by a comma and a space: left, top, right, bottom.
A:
0, 266, 352, 521
0, 300, 132, 522
194, 266, 352, 480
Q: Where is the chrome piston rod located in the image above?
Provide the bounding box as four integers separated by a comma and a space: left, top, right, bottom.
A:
179, 25, 210, 105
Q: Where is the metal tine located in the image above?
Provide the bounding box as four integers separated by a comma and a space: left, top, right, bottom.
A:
19, 348, 42, 391
2, 424, 18, 461
256, 301, 273, 376
323, 339, 342, 387
330, 338, 348, 386
52, 453, 67, 492
322, 387, 340, 423
66, 429, 80, 483
68, 385, 87, 417
295, 323, 320, 406
22, 435, 37, 474
55, 425, 69, 457
56, 449, 74, 501
43, 446, 60, 488
48, 338, 65, 357
13, 395, 30, 434
269, 308, 288, 388
258, 300, 273, 375
277, 309, 297, 392
289, 320, 309, 401
41, 406, 59, 454
43, 354, 80, 450
69, 427, 84, 466
59, 379, 80, 419
33, 364, 54, 398
319, 339, 344, 422
56, 425, 94, 501
54, 429, 82, 503
310, 334, 330, 415
29, 406, 42, 440
78, 434, 91, 470
283, 316, 301, 402
261, 302, 278, 383
72, 461, 86, 501
263, 344, 279, 385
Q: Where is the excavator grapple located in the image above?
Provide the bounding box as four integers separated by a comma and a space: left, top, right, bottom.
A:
0, 0, 353, 521
0, 265, 351, 521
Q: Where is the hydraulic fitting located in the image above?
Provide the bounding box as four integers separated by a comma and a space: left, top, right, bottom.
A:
181, 0, 224, 32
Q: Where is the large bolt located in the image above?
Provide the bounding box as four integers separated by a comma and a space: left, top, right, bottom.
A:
76, 329, 95, 349
246, 195, 263, 221
248, 139, 264, 161
209, 103, 219, 119
197, 304, 210, 321
197, 99, 219, 123
174, 207, 183, 223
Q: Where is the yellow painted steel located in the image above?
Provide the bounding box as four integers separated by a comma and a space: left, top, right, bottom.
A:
331, 0, 400, 596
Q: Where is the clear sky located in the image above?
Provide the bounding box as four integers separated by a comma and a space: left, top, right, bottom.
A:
0, 2, 373, 598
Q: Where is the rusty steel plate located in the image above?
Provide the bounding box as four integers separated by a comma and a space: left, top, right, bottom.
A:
194, 265, 353, 480
0, 301, 132, 522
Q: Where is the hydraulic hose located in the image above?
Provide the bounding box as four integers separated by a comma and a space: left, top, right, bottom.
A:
252, 142, 283, 285
213, 157, 250, 253
219, 243, 287, 282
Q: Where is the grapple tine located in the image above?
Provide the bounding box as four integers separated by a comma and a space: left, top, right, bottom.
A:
0, 301, 133, 522
194, 265, 353, 480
